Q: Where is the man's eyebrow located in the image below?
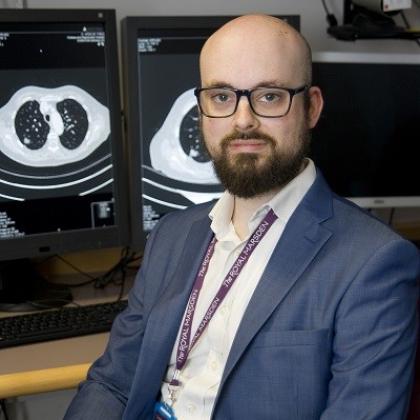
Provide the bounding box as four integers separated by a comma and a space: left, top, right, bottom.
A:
203, 82, 235, 89
202, 80, 289, 89
254, 80, 289, 88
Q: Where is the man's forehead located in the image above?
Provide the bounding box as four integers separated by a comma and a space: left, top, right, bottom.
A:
199, 14, 309, 87
201, 18, 300, 70
200, 38, 300, 87
203, 15, 296, 52
209, 14, 293, 39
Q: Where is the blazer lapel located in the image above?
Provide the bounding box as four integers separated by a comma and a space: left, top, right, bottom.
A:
125, 214, 213, 416
145, 214, 214, 350
220, 173, 334, 388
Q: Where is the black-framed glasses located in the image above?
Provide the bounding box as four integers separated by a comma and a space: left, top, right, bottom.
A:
194, 85, 308, 118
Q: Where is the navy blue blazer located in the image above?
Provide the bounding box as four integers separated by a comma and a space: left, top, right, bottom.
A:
65, 172, 419, 419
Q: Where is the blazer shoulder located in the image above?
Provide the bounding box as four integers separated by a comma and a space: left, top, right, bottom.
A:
156, 200, 215, 230
147, 200, 216, 240
330, 194, 417, 252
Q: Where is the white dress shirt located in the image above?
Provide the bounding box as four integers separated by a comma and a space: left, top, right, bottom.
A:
160, 159, 317, 419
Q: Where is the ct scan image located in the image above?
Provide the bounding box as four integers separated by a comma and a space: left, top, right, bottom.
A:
137, 35, 223, 231
0, 85, 110, 167
0, 23, 116, 236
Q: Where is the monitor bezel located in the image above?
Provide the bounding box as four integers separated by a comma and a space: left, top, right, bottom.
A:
312, 51, 420, 209
121, 15, 300, 249
0, 8, 129, 261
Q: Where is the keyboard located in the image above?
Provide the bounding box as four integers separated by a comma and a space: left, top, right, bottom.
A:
0, 299, 128, 349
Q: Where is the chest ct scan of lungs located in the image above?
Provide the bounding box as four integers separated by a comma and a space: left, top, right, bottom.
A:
0, 85, 110, 167
149, 88, 218, 185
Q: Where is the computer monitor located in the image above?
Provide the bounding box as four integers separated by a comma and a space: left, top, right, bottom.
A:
121, 15, 300, 249
311, 52, 420, 208
0, 9, 128, 307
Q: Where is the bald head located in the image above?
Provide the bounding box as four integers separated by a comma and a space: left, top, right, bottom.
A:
200, 14, 312, 89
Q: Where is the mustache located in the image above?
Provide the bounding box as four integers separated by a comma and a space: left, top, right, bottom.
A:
221, 130, 276, 147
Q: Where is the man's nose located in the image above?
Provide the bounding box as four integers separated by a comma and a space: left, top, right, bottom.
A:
232, 96, 259, 132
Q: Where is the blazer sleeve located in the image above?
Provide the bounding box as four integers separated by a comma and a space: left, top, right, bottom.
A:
63, 219, 165, 420
320, 238, 419, 419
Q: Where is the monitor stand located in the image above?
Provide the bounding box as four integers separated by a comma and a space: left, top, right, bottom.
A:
0, 259, 73, 312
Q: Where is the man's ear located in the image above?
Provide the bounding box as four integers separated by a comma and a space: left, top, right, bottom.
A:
307, 86, 324, 129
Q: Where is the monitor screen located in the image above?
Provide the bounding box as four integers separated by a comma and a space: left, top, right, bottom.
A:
0, 9, 128, 263
121, 15, 300, 248
311, 52, 420, 208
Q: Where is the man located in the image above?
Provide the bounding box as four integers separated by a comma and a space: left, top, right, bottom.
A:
407, 345, 420, 418
65, 14, 419, 419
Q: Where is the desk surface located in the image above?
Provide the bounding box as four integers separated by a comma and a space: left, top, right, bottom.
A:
0, 274, 134, 398
0, 335, 108, 398
0, 333, 109, 375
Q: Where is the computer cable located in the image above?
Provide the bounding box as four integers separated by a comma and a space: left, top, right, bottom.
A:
388, 208, 396, 227
49, 247, 142, 302
42, 254, 97, 288
93, 247, 141, 301
321, 0, 338, 27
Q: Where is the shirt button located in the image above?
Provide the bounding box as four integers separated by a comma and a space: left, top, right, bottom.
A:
210, 360, 218, 371
187, 403, 196, 413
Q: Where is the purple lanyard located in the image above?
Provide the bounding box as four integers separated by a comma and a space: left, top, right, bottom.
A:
172, 208, 278, 383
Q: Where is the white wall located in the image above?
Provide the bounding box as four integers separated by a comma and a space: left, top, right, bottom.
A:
4, 0, 420, 53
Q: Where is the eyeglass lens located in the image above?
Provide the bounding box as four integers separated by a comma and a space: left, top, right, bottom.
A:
198, 87, 293, 117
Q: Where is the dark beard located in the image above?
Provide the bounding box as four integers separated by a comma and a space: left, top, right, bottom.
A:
207, 129, 310, 198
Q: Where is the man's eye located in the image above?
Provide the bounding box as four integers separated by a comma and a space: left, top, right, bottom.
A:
265, 93, 279, 101
211, 93, 231, 103
259, 92, 281, 102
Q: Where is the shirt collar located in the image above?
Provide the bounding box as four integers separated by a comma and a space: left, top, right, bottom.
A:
209, 188, 236, 240
209, 159, 317, 240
